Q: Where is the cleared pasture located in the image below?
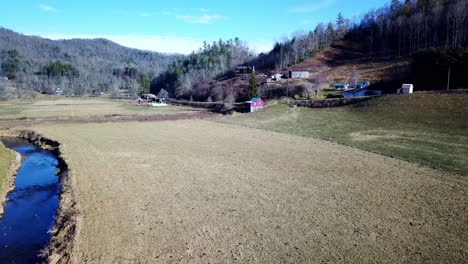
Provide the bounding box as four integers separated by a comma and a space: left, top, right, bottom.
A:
33, 120, 468, 263
0, 97, 194, 119
220, 93, 468, 175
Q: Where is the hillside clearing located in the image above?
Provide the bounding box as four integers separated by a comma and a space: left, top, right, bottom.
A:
32, 120, 468, 263
220, 93, 468, 175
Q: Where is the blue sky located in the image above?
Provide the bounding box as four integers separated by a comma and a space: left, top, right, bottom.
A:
1, 0, 388, 54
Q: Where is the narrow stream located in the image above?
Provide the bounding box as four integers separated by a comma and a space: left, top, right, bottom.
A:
0, 140, 61, 263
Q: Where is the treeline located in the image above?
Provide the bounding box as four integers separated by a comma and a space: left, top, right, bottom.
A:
150, 14, 349, 101
412, 47, 468, 89
348, 0, 468, 58
151, 38, 253, 99
2, 0, 468, 99
0, 28, 177, 97
254, 13, 349, 70
0, 49, 20, 79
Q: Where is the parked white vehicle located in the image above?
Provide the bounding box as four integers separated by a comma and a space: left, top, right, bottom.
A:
148, 98, 168, 107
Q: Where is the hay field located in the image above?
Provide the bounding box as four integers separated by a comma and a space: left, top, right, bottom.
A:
0, 97, 194, 119
33, 120, 468, 263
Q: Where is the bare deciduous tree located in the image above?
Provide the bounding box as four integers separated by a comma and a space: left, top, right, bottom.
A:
349, 67, 361, 88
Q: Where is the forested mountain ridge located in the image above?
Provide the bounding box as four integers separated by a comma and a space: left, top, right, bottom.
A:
0, 28, 178, 96
1, 0, 467, 100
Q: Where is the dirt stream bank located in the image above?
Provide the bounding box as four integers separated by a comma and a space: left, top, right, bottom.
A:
0, 145, 21, 217
2, 130, 79, 264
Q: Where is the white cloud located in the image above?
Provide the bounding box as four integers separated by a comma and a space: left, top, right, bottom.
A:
38, 4, 58, 13
176, 14, 224, 24
288, 0, 335, 13
301, 19, 314, 25
137, 12, 152, 17
120, 9, 224, 24
248, 40, 274, 54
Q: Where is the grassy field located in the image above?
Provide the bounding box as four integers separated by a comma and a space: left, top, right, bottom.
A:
220, 93, 468, 175
31, 120, 467, 263
0, 97, 194, 119
0, 96, 467, 263
0, 142, 15, 213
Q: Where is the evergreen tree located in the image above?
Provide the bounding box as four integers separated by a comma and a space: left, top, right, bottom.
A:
248, 73, 259, 98
1, 49, 20, 79
336, 12, 346, 38
390, 0, 401, 14
326, 23, 336, 43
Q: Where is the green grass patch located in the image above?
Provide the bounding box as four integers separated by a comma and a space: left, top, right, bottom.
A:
220, 94, 468, 175
124, 103, 192, 113
0, 142, 14, 202
320, 88, 343, 99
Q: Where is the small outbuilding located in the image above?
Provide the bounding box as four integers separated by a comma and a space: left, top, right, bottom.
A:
397, 84, 414, 94
235, 66, 255, 75
248, 98, 264, 112
360, 81, 371, 88
289, 70, 310, 79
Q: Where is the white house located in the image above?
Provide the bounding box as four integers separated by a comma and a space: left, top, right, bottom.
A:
289, 70, 310, 79
272, 73, 282, 81
397, 84, 414, 94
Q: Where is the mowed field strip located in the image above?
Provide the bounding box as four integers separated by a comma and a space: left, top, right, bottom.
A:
34, 120, 468, 263
0, 97, 215, 128
0, 97, 199, 119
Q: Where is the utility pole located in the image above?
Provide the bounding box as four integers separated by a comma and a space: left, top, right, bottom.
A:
447, 67, 451, 91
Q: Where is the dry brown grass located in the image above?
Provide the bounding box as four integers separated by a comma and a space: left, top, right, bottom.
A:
288, 41, 411, 86
0, 141, 20, 216
0, 97, 194, 119
30, 120, 468, 263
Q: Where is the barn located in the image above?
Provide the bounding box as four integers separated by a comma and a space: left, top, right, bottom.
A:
248, 98, 265, 112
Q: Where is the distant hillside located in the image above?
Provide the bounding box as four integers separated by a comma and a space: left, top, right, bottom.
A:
0, 28, 178, 96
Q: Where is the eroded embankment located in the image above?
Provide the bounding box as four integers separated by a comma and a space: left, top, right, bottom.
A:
6, 130, 79, 264
0, 143, 21, 217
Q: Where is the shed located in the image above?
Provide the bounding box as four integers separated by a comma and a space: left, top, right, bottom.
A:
289, 70, 310, 79
248, 98, 265, 112
397, 84, 414, 94
360, 81, 371, 88
235, 66, 255, 75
